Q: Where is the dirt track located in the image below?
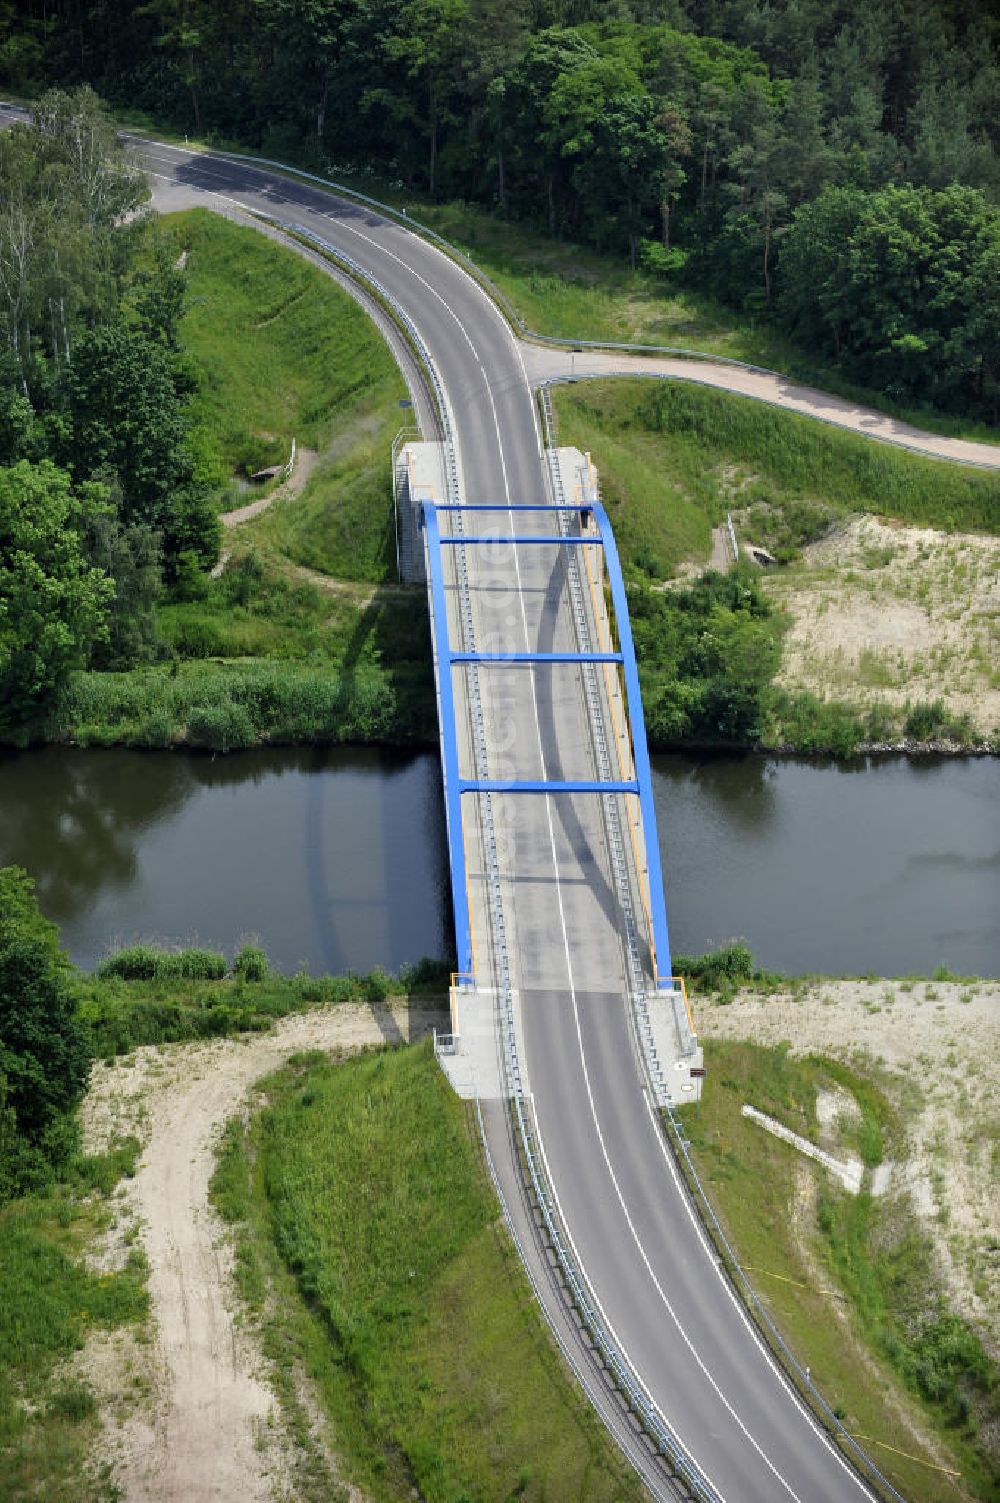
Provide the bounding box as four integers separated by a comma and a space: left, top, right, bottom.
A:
80, 1004, 442, 1502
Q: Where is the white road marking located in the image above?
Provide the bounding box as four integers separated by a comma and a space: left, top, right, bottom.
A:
642, 1090, 877, 1498
137, 142, 879, 1501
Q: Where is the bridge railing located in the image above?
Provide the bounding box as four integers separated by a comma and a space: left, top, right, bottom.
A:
422, 496, 723, 1498
193, 185, 900, 1503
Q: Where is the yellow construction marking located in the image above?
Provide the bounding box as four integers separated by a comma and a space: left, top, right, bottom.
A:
669, 974, 696, 1036
460, 802, 479, 981
739, 1265, 845, 1300
847, 1436, 961, 1478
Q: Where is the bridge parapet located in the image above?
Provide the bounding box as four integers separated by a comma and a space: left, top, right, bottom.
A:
393, 436, 446, 582
635, 978, 705, 1107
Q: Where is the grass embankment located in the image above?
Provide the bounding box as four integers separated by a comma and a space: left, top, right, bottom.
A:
175, 206, 407, 568
555, 379, 1000, 752
685, 1041, 999, 1502
74, 944, 449, 1057
172, 207, 407, 581
0, 1148, 148, 1502
212, 1041, 642, 1503
48, 209, 433, 749
123, 117, 999, 448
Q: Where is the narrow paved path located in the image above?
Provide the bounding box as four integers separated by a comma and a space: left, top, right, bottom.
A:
523, 345, 1000, 470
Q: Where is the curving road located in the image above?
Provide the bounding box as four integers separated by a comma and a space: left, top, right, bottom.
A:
5, 110, 927, 1500
127, 136, 888, 1503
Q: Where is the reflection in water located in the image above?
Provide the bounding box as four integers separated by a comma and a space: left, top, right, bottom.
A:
0, 747, 995, 978
0, 747, 449, 974
0, 748, 191, 918
659, 754, 778, 835
653, 753, 1000, 978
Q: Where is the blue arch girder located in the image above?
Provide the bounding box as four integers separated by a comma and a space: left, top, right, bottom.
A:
421, 498, 672, 987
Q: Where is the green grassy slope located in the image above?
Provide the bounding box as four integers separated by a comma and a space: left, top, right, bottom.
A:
686, 1041, 999, 1503
554, 379, 1000, 579
212, 1042, 643, 1503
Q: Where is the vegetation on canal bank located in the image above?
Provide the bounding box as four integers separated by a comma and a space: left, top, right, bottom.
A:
211, 1041, 643, 1503
0, 864, 449, 1198
684, 1039, 1000, 1502
76, 949, 449, 1059
554, 380, 1000, 754
3, 128, 995, 757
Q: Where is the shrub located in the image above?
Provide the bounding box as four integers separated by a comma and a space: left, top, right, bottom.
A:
48, 1382, 97, 1422
768, 689, 865, 756
904, 700, 949, 740
97, 943, 160, 980
186, 699, 258, 751
165, 614, 229, 658
234, 945, 269, 982
675, 942, 756, 993
171, 948, 228, 980
97, 945, 227, 981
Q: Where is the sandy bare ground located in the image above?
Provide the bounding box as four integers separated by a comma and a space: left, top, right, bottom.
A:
763, 516, 1000, 736
79, 1003, 442, 1503
524, 345, 1000, 469
700, 979, 1000, 1355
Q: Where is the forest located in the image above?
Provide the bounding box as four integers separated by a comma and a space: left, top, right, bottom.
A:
3, 0, 1000, 419
0, 90, 218, 733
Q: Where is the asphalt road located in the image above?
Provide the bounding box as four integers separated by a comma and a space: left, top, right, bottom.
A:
13, 119, 886, 1501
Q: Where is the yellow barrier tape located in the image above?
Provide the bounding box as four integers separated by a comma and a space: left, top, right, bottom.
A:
740, 1265, 846, 1300
848, 1435, 961, 1478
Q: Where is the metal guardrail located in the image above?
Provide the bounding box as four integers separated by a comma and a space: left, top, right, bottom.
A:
391, 425, 420, 581
663, 1108, 908, 1503
238, 203, 898, 1503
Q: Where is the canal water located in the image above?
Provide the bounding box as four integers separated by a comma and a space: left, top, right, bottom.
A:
0, 747, 996, 978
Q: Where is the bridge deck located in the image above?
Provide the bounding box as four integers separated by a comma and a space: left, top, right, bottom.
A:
130, 130, 885, 1503
425, 446, 876, 1503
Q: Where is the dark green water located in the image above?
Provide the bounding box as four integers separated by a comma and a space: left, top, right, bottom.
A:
0, 747, 996, 977
0, 747, 449, 975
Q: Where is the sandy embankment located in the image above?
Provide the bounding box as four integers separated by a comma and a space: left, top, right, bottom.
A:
78, 1002, 442, 1503
700, 978, 1000, 1352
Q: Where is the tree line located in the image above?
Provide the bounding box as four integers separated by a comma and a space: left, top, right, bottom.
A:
4, 0, 1000, 418
0, 90, 218, 734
